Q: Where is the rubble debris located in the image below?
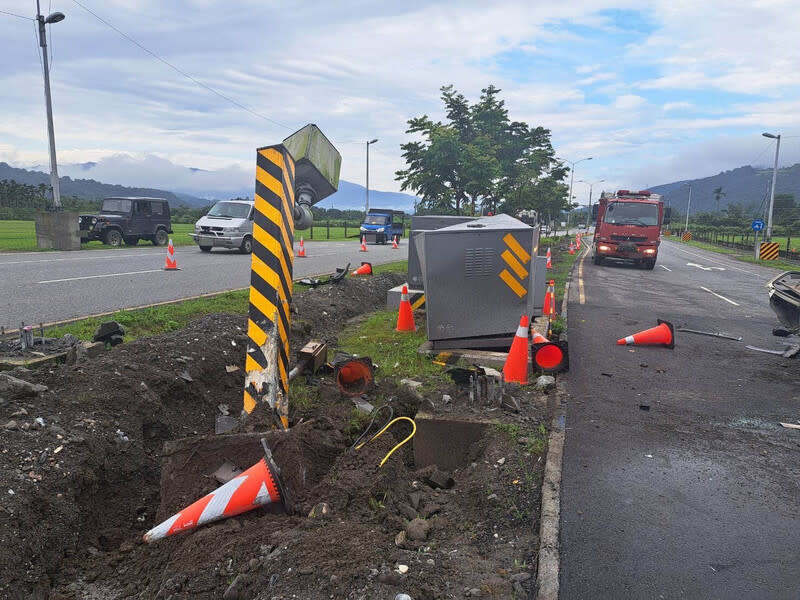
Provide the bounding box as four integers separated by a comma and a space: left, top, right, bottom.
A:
406, 518, 431, 541
93, 320, 126, 343
676, 327, 742, 341
426, 469, 455, 489
0, 373, 48, 396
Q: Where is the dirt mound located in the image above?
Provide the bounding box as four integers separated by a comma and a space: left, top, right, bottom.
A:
0, 272, 553, 599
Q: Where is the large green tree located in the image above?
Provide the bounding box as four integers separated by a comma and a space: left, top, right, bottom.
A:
396, 85, 567, 216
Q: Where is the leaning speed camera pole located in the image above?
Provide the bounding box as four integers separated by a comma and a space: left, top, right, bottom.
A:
242, 125, 341, 430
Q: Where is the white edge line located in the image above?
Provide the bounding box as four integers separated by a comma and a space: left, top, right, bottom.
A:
659, 265, 672, 271
38, 269, 165, 284
700, 286, 740, 306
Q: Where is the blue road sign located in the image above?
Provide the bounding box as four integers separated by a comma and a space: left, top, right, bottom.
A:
752, 219, 765, 232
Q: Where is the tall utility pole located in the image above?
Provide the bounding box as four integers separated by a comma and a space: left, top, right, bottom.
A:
763, 132, 781, 240
684, 184, 692, 231
365, 138, 378, 216
36, 1, 65, 209
559, 156, 593, 221
578, 179, 604, 228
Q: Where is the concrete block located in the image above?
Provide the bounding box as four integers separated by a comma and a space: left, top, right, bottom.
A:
34, 210, 80, 251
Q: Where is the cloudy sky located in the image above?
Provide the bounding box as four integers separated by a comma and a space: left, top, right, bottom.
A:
1, 0, 799, 202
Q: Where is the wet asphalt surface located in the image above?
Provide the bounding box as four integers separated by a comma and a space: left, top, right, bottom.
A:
560, 239, 800, 599
0, 239, 404, 329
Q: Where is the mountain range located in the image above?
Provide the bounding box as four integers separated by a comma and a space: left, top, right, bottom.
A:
0, 159, 418, 213
2, 158, 799, 216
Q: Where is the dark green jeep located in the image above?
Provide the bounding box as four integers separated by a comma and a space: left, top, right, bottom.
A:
79, 197, 173, 247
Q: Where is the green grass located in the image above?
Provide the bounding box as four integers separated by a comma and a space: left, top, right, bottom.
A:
42, 260, 410, 342
46, 289, 250, 341
669, 236, 799, 271
0, 220, 196, 252
337, 309, 440, 380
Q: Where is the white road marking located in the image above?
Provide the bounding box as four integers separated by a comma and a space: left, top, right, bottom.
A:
578, 254, 586, 304
700, 286, 740, 306
686, 262, 726, 271
37, 269, 165, 284
0, 252, 148, 266
659, 265, 672, 272
665, 243, 759, 276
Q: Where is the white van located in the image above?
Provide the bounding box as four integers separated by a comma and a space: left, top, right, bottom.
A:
189, 199, 255, 253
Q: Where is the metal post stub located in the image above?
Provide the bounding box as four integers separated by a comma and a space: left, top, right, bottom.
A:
243, 145, 296, 429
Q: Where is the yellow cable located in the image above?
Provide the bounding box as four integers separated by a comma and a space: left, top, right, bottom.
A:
355, 416, 417, 468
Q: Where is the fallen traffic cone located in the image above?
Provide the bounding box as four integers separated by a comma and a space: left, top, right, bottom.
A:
297, 236, 306, 258
360, 236, 368, 252
396, 285, 417, 332
542, 280, 556, 318
143, 440, 286, 543
164, 239, 179, 270
392, 235, 399, 249
546, 247, 552, 269
568, 242, 575, 255
503, 315, 530, 384
616, 319, 675, 348
531, 328, 567, 373
351, 261, 372, 276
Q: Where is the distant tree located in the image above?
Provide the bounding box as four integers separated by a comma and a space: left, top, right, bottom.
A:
713, 186, 726, 213
396, 85, 565, 216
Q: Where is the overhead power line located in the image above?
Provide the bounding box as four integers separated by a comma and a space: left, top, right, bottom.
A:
0, 9, 33, 20
70, 0, 292, 131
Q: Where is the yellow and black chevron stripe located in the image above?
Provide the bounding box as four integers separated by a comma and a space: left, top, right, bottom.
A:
243, 145, 296, 428
759, 242, 779, 260
410, 291, 426, 310
499, 233, 531, 298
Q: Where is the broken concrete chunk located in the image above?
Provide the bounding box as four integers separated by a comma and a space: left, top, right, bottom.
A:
425, 469, 454, 490
0, 373, 48, 396
108, 334, 124, 347
534, 375, 556, 390
400, 378, 423, 389
308, 502, 331, 519
93, 321, 125, 342
82, 341, 105, 358
408, 491, 423, 510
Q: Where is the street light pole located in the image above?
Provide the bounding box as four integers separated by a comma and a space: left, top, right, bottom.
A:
684, 184, 692, 231
559, 156, 592, 227
763, 132, 781, 240
36, 1, 65, 210
365, 138, 378, 216
578, 179, 604, 229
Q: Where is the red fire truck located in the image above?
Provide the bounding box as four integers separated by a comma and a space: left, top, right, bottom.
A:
591, 190, 663, 269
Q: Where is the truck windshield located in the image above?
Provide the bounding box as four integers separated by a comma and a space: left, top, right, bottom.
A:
604, 202, 658, 226
365, 215, 389, 225
207, 202, 252, 219
101, 198, 132, 214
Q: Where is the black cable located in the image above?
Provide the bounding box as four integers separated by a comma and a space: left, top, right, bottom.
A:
0, 9, 33, 20
70, 0, 292, 131
348, 404, 394, 453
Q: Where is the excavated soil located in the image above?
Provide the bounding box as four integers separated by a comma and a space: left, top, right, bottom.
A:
0, 270, 560, 600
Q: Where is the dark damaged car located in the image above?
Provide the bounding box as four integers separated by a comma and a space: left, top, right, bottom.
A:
79, 197, 173, 247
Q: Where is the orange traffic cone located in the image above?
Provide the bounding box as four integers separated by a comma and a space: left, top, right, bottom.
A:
503, 315, 530, 384
164, 239, 179, 270
392, 235, 399, 249
568, 242, 575, 255
531, 328, 567, 373
297, 236, 306, 258
576, 234, 581, 250
546, 247, 552, 269
351, 262, 372, 276
395, 285, 417, 332
616, 319, 675, 348
143, 442, 286, 543
542, 280, 556, 318
360, 236, 368, 252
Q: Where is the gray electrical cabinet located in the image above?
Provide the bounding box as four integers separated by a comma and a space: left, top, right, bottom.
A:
408, 215, 477, 289
416, 214, 540, 349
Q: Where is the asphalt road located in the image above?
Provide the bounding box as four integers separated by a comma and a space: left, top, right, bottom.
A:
560, 239, 800, 599
0, 239, 406, 330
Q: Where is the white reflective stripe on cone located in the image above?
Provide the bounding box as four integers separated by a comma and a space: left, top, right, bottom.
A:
197, 474, 248, 526
516, 325, 528, 337
623, 335, 635, 344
